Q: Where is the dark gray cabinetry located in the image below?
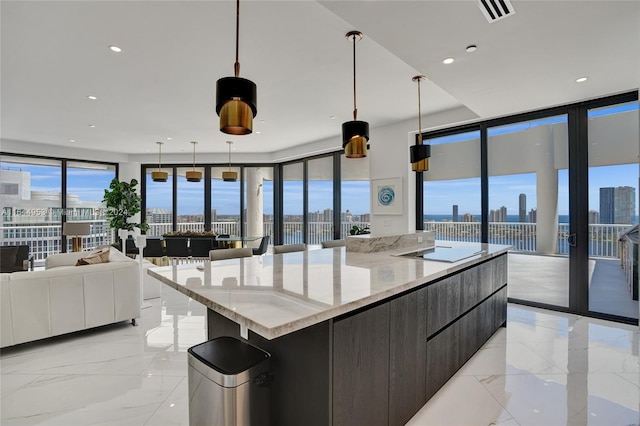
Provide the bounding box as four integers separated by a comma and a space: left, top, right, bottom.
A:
389, 289, 427, 426
333, 303, 390, 426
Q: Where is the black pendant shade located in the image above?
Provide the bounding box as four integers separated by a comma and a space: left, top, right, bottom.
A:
342, 120, 369, 158
342, 120, 369, 147
410, 143, 430, 163
216, 77, 257, 135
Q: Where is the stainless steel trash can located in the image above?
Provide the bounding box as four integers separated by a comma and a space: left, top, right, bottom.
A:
188, 336, 271, 426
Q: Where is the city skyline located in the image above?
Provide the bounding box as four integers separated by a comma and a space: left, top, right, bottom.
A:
2, 160, 637, 219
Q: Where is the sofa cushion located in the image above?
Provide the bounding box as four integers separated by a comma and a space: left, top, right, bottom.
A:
75, 247, 111, 266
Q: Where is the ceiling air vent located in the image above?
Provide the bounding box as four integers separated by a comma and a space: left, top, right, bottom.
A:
475, 0, 515, 23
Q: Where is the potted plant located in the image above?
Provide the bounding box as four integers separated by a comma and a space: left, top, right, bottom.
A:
102, 178, 149, 249
349, 225, 370, 235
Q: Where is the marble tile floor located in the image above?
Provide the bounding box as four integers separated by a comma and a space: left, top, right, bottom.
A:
1, 286, 638, 426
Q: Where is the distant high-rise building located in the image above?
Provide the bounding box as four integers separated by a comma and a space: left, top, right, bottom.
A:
461, 213, 476, 222
452, 205, 459, 222
588, 210, 599, 224
489, 206, 507, 222
519, 194, 526, 223
600, 186, 636, 224
529, 208, 537, 223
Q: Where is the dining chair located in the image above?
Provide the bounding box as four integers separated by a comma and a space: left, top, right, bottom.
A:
252, 236, 270, 256
321, 239, 346, 248
209, 247, 253, 261
143, 238, 165, 258
272, 243, 306, 254
165, 238, 190, 263
190, 238, 213, 259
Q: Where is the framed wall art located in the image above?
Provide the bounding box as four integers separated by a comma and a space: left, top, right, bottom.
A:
372, 177, 402, 215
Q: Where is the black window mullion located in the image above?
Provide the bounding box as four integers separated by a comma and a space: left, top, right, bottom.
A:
303, 160, 308, 244
204, 167, 212, 231
333, 153, 342, 240
61, 160, 68, 253
480, 126, 488, 243
274, 164, 283, 245
172, 166, 178, 231
568, 106, 590, 314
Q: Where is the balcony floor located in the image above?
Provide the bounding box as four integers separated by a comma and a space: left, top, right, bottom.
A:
509, 252, 639, 320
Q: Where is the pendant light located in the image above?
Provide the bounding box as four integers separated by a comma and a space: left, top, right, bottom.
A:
410, 75, 431, 172
222, 141, 238, 182
216, 0, 257, 135
152, 142, 168, 182
186, 141, 202, 182
342, 30, 369, 159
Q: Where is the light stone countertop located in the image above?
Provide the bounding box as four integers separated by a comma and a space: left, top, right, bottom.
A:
147, 241, 510, 340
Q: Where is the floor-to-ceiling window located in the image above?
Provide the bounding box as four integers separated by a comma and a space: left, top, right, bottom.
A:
423, 130, 481, 242
586, 101, 639, 320
243, 166, 274, 247
340, 153, 370, 239
66, 161, 116, 251
1, 155, 117, 262
211, 166, 241, 236
176, 167, 205, 232
282, 162, 304, 244
419, 91, 638, 324
488, 115, 570, 308
1, 156, 62, 261
145, 167, 173, 237
307, 156, 333, 245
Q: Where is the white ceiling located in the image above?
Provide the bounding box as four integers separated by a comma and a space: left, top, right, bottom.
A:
1, 0, 638, 157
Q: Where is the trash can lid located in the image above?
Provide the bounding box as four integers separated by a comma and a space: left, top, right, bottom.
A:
188, 336, 270, 375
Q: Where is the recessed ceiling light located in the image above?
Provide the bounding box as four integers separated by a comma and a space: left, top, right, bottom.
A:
166, 137, 172, 140
465, 45, 477, 53
576, 77, 588, 83
87, 95, 97, 100
329, 115, 336, 120
108, 45, 122, 53
256, 131, 262, 134
88, 124, 95, 128
442, 57, 455, 65
69, 139, 76, 143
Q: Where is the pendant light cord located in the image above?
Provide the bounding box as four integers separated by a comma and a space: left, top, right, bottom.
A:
192, 142, 196, 171
417, 78, 422, 144
234, 0, 240, 77
157, 142, 162, 171
352, 34, 358, 121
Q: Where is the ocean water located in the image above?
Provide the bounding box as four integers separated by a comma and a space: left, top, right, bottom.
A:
424, 214, 570, 223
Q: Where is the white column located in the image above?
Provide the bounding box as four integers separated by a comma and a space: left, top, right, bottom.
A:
536, 129, 559, 254
245, 167, 264, 248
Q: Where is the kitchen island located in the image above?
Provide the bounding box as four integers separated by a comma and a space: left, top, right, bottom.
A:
148, 241, 510, 426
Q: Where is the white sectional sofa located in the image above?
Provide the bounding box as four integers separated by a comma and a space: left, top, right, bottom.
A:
1, 247, 140, 348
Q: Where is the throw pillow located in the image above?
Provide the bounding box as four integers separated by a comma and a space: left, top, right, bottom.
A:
1, 246, 18, 271
75, 247, 111, 266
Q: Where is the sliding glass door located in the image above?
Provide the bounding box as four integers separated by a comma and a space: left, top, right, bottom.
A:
586, 101, 639, 320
